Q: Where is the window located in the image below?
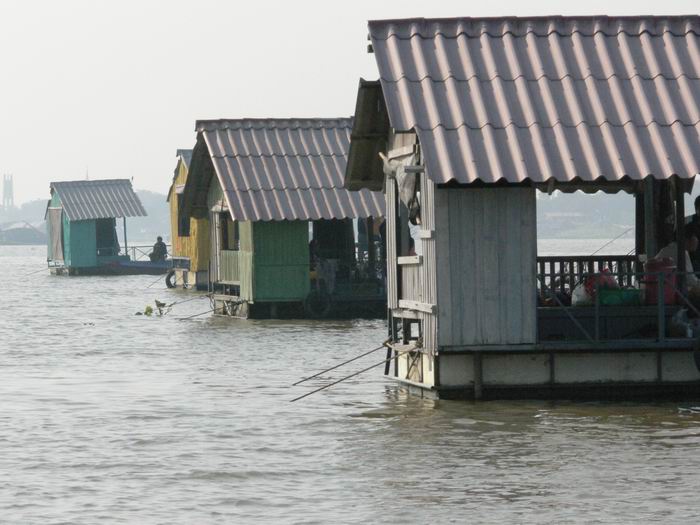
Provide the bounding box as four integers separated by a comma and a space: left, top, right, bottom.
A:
177, 194, 190, 237
396, 174, 422, 256
220, 214, 239, 251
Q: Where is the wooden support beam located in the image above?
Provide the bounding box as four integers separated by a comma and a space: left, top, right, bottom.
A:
398, 300, 436, 314
473, 353, 483, 400
397, 255, 422, 265
123, 217, 128, 254
675, 179, 687, 295
635, 192, 645, 256
644, 177, 657, 257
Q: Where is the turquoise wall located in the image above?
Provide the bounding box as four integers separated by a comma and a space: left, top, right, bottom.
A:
253, 221, 310, 302
68, 220, 97, 268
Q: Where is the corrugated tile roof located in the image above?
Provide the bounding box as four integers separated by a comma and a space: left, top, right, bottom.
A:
368, 16, 700, 184
176, 149, 193, 169
50, 179, 147, 221
167, 149, 194, 203
196, 118, 384, 221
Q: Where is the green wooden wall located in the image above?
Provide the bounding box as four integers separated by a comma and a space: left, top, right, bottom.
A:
253, 221, 310, 302
69, 220, 98, 268
48, 192, 97, 268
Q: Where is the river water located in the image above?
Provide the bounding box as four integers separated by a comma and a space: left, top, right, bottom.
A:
3, 243, 700, 523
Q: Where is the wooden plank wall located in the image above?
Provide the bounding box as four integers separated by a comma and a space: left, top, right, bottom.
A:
400, 264, 422, 302
219, 250, 240, 283
436, 187, 537, 346
209, 212, 220, 283
386, 180, 398, 310
169, 161, 210, 273
419, 176, 438, 355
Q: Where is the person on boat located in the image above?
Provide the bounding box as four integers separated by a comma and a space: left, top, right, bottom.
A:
149, 236, 168, 262
656, 229, 699, 287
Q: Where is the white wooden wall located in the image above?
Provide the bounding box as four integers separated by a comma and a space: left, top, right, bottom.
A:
386, 179, 399, 310
385, 131, 439, 387
435, 187, 537, 346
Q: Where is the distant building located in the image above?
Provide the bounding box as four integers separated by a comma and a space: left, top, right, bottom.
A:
0, 221, 46, 245
2, 174, 14, 211
167, 148, 210, 290
180, 118, 386, 318
45, 179, 164, 275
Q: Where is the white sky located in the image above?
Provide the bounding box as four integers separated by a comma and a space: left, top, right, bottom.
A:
0, 0, 697, 204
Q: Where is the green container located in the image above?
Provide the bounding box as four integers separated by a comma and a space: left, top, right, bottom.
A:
598, 288, 642, 306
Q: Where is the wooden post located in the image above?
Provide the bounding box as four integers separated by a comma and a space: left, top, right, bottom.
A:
473, 353, 483, 400
367, 217, 375, 271
675, 179, 687, 295
644, 178, 657, 258
635, 192, 645, 256
123, 217, 128, 255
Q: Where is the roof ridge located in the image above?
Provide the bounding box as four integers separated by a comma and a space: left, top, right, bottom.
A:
413, 119, 700, 132
51, 178, 134, 186
195, 118, 353, 131
369, 17, 700, 40
370, 15, 700, 23
379, 72, 700, 83
209, 153, 349, 159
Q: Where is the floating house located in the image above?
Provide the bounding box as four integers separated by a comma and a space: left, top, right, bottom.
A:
181, 118, 385, 318
345, 16, 700, 400
167, 149, 210, 289
46, 179, 163, 275
0, 221, 46, 245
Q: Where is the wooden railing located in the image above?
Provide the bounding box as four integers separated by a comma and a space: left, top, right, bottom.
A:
120, 244, 172, 262
400, 262, 423, 303
537, 255, 639, 294
220, 250, 241, 283
537, 268, 700, 343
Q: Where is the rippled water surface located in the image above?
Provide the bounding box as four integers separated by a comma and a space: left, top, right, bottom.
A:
3, 244, 700, 523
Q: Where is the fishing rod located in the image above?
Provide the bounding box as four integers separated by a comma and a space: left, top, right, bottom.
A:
145, 274, 165, 288
165, 293, 211, 309
590, 227, 634, 257
292, 341, 389, 386
290, 354, 396, 403
178, 308, 216, 321
23, 267, 47, 277
290, 346, 417, 403
547, 227, 635, 293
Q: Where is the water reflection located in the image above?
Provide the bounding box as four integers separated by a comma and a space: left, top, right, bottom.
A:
2, 246, 700, 522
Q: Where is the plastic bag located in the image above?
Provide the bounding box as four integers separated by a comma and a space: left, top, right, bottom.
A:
572, 283, 593, 306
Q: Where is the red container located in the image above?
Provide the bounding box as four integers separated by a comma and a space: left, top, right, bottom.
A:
642, 258, 677, 305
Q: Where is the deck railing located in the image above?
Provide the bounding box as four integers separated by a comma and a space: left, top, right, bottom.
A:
219, 250, 241, 283
119, 244, 172, 262
538, 268, 697, 344
537, 254, 639, 294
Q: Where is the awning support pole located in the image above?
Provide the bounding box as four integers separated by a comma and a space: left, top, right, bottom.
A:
123, 217, 128, 256
675, 179, 686, 295
644, 177, 657, 258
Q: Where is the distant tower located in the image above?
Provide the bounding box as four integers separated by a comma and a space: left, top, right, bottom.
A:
2, 175, 13, 210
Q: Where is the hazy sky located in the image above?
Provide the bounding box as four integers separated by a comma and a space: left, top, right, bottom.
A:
1, 0, 698, 204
